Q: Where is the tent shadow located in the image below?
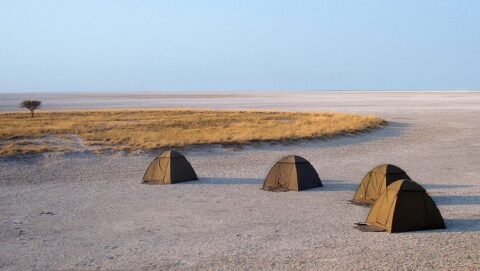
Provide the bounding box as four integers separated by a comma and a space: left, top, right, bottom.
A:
431, 195, 480, 205
192, 178, 359, 189
304, 180, 358, 192
196, 177, 263, 185
424, 184, 474, 189
443, 219, 480, 232
323, 180, 358, 191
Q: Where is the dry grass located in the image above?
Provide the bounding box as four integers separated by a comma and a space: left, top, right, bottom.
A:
0, 142, 57, 157
0, 109, 385, 156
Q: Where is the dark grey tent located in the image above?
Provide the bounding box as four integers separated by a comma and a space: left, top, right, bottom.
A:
263, 155, 322, 191
143, 150, 198, 184
352, 164, 410, 206
355, 179, 445, 233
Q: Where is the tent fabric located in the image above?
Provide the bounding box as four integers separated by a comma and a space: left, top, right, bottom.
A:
262, 155, 322, 191
277, 155, 310, 164
357, 179, 445, 233
352, 164, 410, 206
143, 150, 198, 184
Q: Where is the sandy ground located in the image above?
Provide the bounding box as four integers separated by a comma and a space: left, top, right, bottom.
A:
1, 92, 479, 270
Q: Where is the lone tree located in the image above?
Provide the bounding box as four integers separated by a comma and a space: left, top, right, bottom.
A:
20, 100, 42, 117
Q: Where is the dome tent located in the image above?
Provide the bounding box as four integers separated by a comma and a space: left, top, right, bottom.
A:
143, 150, 198, 184
263, 155, 322, 191
355, 179, 445, 233
352, 164, 410, 206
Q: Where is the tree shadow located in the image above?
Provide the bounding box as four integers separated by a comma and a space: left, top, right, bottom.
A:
431, 195, 480, 205
443, 219, 480, 232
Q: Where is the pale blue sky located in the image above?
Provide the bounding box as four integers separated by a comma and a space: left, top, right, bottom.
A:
1, 1, 479, 92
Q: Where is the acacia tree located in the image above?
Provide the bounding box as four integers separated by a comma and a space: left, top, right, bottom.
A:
20, 100, 42, 117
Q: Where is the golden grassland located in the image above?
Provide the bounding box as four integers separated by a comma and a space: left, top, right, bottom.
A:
0, 109, 386, 156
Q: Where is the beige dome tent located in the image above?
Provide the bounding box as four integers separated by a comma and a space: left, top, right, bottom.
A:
143, 150, 198, 184
263, 155, 322, 191
355, 179, 445, 233
352, 164, 410, 205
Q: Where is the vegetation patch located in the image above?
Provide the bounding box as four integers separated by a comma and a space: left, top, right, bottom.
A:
0, 109, 386, 156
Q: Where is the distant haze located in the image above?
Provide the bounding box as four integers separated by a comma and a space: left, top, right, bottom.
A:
1, 1, 479, 92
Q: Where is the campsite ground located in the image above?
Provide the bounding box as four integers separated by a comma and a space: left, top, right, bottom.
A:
1, 91, 479, 270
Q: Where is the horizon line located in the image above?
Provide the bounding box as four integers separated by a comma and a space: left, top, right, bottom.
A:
1, 89, 480, 94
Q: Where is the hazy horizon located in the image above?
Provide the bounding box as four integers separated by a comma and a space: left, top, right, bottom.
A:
1, 1, 480, 93
2, 89, 480, 94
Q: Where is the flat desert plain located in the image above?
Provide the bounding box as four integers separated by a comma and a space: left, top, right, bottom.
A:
1, 91, 479, 270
